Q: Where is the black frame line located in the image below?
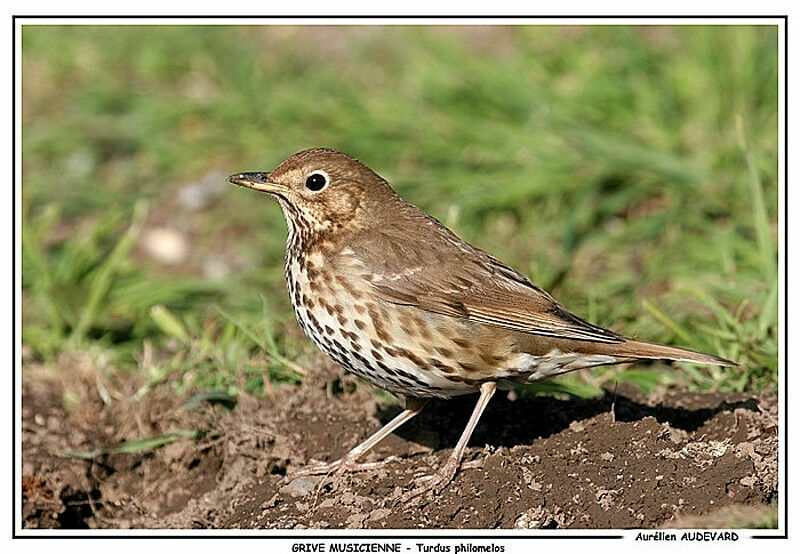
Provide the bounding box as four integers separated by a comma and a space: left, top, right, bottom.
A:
8, 15, 791, 18
752, 14, 788, 540
11, 14, 788, 540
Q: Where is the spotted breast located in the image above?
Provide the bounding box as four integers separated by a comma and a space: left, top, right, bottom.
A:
286, 241, 469, 398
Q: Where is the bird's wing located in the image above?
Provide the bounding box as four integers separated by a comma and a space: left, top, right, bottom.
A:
349, 218, 623, 344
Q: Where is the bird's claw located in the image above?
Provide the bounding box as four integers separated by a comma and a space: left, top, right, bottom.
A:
282, 455, 403, 490
402, 457, 460, 500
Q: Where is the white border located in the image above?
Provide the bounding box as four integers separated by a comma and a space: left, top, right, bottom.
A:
9, 15, 787, 544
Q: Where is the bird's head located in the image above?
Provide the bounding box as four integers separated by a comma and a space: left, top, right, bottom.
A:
229, 148, 396, 237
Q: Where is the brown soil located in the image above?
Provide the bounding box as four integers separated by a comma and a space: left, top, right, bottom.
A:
21, 355, 777, 530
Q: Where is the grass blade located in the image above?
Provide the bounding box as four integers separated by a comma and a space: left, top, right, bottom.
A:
759, 279, 778, 335
641, 300, 693, 343
150, 304, 190, 343
215, 306, 306, 377
735, 115, 776, 280
62, 430, 205, 459
70, 200, 149, 343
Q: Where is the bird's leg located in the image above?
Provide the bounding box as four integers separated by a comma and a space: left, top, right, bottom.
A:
407, 381, 497, 497
290, 397, 426, 482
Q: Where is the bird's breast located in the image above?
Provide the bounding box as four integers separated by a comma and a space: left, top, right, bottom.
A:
283, 249, 623, 398
283, 248, 512, 398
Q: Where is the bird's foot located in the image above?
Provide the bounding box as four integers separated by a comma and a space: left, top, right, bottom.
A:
402, 456, 461, 500
285, 455, 402, 490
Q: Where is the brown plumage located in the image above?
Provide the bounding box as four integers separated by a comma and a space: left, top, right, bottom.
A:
230, 147, 735, 494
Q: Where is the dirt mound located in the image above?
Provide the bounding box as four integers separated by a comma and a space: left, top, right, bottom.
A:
21, 356, 777, 529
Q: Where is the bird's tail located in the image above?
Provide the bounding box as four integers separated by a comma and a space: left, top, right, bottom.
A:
607, 339, 737, 367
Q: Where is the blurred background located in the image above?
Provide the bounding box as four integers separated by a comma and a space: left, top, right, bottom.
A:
21, 25, 778, 401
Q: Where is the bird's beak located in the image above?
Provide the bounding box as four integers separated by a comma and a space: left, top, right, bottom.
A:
228, 172, 287, 194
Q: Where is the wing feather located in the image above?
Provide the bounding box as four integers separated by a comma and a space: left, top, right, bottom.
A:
350, 214, 623, 344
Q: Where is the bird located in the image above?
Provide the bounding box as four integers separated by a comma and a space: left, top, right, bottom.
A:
229, 147, 735, 494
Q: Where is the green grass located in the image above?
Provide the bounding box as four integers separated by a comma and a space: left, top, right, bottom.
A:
21, 25, 779, 401
63, 429, 210, 460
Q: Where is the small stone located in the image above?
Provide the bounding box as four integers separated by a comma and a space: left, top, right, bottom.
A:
177, 170, 227, 212
202, 257, 231, 279
370, 508, 391, 521
142, 227, 188, 265
740, 475, 758, 487
281, 477, 319, 497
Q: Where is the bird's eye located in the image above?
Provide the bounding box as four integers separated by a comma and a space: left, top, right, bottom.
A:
305, 172, 328, 191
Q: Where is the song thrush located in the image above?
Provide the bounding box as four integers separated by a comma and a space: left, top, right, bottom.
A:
229, 148, 735, 494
